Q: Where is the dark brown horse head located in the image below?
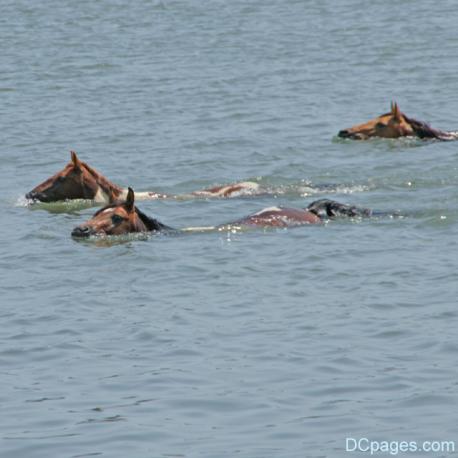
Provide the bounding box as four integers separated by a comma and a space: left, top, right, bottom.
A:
338, 102, 415, 140
72, 188, 171, 237
26, 151, 123, 203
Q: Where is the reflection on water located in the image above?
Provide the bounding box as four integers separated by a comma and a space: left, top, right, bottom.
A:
23, 198, 96, 214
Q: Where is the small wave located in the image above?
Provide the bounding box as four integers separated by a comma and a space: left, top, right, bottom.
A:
71, 232, 152, 247
19, 197, 96, 213
181, 226, 217, 233
175, 182, 370, 200
296, 183, 370, 196
15, 195, 30, 207
333, 135, 424, 147
258, 182, 371, 197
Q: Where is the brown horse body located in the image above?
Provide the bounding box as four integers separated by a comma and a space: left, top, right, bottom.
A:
26, 151, 261, 204
72, 191, 374, 238
229, 206, 321, 227
338, 102, 458, 141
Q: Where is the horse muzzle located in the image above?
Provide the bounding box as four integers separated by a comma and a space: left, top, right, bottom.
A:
338, 130, 366, 140
25, 190, 49, 202
71, 225, 96, 238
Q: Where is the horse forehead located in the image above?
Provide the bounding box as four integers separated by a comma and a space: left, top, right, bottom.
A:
364, 113, 390, 125
36, 163, 71, 184
379, 113, 392, 121
64, 163, 94, 180
102, 207, 128, 217
350, 116, 381, 130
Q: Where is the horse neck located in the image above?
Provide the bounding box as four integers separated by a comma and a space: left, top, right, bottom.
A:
135, 207, 174, 232
403, 114, 456, 140
132, 214, 149, 232
82, 163, 123, 201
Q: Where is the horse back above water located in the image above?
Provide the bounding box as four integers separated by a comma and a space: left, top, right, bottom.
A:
72, 188, 375, 238
72, 189, 321, 237
338, 102, 458, 141
26, 151, 261, 204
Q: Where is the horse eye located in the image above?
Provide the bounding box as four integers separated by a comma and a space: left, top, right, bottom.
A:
376, 122, 387, 129
57, 176, 66, 182
111, 214, 125, 224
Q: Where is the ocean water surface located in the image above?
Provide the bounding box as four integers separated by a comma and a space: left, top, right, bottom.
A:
1, 1, 458, 457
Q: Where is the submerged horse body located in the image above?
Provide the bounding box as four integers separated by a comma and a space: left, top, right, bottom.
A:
26, 151, 261, 204
71, 189, 376, 238
225, 198, 373, 228
338, 102, 458, 141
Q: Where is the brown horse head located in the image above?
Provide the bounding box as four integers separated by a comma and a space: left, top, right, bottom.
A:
338, 102, 458, 141
71, 188, 171, 237
338, 102, 416, 140
26, 151, 123, 203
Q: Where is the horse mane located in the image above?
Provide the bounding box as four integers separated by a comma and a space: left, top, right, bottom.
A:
81, 161, 123, 197
402, 114, 455, 140
135, 207, 173, 232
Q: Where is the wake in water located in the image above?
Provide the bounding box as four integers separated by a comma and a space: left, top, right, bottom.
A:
16, 196, 95, 213
175, 181, 370, 200
70, 207, 400, 246
18, 179, 370, 211
69, 190, 398, 247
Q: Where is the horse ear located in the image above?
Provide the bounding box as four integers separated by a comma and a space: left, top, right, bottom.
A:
391, 102, 402, 121
125, 187, 135, 212
70, 151, 82, 169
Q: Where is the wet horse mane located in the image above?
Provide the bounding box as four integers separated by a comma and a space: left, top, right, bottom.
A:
135, 207, 173, 231
372, 111, 453, 140
402, 114, 456, 140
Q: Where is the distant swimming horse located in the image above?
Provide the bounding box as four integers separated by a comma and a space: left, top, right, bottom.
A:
71, 188, 375, 237
338, 102, 458, 141
26, 151, 262, 203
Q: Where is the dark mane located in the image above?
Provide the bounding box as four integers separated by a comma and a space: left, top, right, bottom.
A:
403, 114, 455, 141
135, 207, 174, 232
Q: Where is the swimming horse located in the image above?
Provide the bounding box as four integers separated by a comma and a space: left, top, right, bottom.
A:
26, 151, 261, 203
338, 102, 458, 141
71, 187, 374, 237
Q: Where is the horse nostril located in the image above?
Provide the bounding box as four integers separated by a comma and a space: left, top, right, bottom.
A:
26, 191, 47, 202
338, 130, 350, 138
26, 191, 38, 200
71, 226, 91, 237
